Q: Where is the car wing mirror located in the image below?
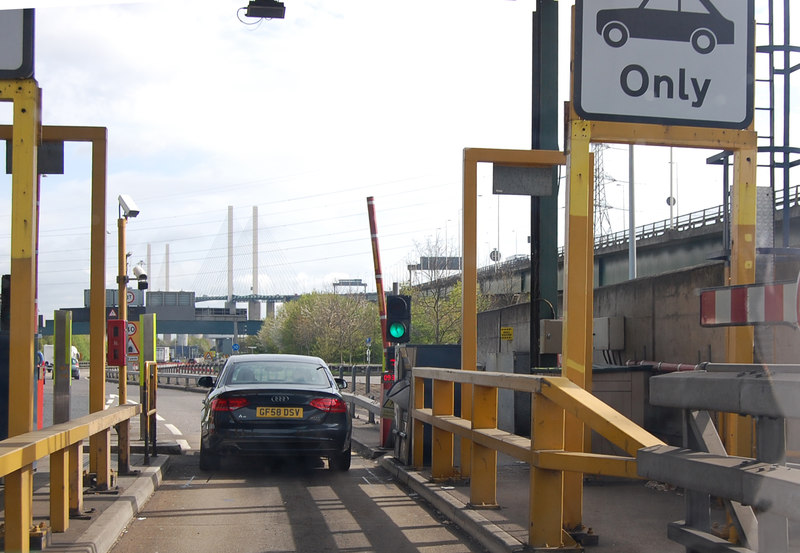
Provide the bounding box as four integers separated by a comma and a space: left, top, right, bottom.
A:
334, 377, 348, 390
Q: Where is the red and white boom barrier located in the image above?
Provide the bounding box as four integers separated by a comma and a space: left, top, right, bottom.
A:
699, 276, 800, 327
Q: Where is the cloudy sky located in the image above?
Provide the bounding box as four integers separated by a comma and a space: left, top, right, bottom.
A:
0, 0, 789, 319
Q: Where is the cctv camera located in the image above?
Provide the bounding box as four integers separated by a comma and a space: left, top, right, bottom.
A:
132, 264, 147, 280
118, 194, 140, 218
133, 264, 148, 290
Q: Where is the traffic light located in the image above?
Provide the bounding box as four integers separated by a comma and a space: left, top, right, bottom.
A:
385, 294, 411, 343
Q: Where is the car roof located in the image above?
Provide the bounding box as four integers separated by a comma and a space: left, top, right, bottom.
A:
224, 353, 327, 366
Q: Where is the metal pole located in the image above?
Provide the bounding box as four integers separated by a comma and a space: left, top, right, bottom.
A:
118, 216, 131, 473
669, 147, 674, 229
531, 0, 560, 369
89, 128, 110, 489
628, 145, 637, 279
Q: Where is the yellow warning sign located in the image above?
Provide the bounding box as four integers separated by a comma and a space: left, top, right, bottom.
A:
500, 327, 514, 341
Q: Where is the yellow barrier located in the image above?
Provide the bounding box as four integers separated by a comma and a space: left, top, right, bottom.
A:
411, 367, 664, 549
0, 404, 141, 546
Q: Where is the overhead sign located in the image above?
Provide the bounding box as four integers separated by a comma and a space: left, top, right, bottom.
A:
0, 10, 34, 79
575, 0, 754, 129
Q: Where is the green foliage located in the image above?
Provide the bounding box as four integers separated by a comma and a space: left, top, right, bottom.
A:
255, 293, 381, 364
71, 335, 91, 361
405, 280, 489, 344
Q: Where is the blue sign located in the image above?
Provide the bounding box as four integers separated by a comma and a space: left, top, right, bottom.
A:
232, 343, 240, 351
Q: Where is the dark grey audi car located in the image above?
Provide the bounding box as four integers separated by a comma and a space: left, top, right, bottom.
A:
198, 354, 352, 471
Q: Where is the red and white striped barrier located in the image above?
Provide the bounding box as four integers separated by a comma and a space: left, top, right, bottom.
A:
700, 280, 798, 326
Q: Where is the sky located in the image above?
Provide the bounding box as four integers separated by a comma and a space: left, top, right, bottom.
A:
0, 0, 796, 319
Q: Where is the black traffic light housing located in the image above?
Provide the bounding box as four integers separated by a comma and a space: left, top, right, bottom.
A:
385, 294, 411, 343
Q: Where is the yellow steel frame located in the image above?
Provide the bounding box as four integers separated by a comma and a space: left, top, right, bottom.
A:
411, 367, 663, 548
0, 91, 109, 547
1, 79, 40, 553
451, 115, 755, 547
560, 111, 758, 534
0, 123, 111, 490
462, 148, 566, 479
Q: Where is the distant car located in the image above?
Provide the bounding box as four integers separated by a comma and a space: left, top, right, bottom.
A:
596, 0, 734, 54
198, 354, 352, 471
71, 358, 80, 379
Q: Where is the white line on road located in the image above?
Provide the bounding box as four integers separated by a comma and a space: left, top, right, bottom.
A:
156, 414, 165, 422
176, 439, 191, 451
165, 423, 182, 435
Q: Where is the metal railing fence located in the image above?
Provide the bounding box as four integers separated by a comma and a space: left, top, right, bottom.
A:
411, 367, 664, 549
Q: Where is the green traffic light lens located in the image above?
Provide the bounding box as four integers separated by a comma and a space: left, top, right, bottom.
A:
388, 322, 406, 339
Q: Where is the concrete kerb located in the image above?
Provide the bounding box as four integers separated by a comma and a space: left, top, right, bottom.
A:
377, 456, 527, 553
72, 455, 170, 553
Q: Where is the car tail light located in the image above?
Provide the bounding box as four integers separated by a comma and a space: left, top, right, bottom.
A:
212, 396, 249, 412
310, 397, 347, 413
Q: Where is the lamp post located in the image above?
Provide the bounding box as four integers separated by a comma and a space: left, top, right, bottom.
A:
117, 194, 140, 474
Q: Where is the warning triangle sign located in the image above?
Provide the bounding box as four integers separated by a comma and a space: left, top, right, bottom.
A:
108, 309, 117, 318
126, 337, 139, 355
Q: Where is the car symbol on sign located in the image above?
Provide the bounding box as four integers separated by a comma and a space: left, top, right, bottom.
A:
597, 0, 734, 54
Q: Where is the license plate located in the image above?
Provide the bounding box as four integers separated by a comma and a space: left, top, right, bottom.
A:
256, 406, 303, 418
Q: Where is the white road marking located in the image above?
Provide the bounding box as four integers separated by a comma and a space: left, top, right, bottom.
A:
176, 439, 191, 451
165, 423, 182, 435
156, 414, 165, 422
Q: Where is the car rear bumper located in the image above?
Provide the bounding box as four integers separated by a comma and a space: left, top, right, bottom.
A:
203, 425, 351, 458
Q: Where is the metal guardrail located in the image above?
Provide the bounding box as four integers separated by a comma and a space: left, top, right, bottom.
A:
639, 364, 800, 553
106, 364, 221, 389
341, 392, 381, 417
0, 404, 141, 544
411, 367, 664, 549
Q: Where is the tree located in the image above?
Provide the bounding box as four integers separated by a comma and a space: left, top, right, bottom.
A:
260, 292, 381, 363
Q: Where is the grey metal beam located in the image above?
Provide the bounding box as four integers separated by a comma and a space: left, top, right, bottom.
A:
688, 411, 758, 550
649, 371, 800, 418
667, 522, 754, 553
638, 445, 800, 521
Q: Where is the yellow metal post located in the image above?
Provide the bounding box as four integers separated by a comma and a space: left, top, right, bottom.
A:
724, 148, 757, 458
432, 378, 455, 479
89, 129, 110, 489
561, 118, 593, 531
50, 449, 70, 532
470, 384, 497, 506
412, 375, 425, 469
530, 393, 565, 548
118, 216, 131, 473
68, 441, 84, 517
2, 78, 40, 553
461, 149, 478, 478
